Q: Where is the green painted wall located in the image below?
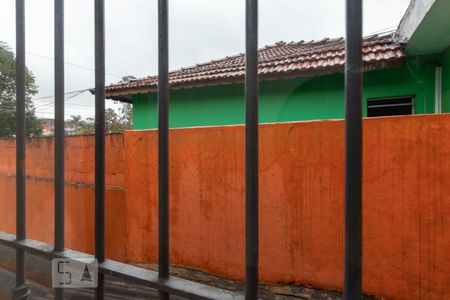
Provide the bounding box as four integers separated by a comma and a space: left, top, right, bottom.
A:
133, 57, 439, 130
439, 46, 450, 112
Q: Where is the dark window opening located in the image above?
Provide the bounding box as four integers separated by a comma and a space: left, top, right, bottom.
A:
367, 97, 414, 117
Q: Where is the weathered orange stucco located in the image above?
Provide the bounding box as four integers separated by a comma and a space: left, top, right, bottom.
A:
0, 114, 449, 300
0, 134, 127, 260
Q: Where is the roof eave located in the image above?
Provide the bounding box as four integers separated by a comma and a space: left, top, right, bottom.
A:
105, 57, 405, 100
395, 0, 437, 44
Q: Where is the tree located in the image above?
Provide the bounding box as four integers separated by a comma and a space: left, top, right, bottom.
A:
0, 41, 42, 137
119, 103, 133, 129
79, 117, 95, 135
106, 107, 132, 133
65, 115, 91, 135
65, 115, 83, 128
65, 104, 132, 136
105, 108, 121, 133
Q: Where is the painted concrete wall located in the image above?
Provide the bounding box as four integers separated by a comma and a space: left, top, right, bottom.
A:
439, 46, 450, 112
1, 114, 450, 299
0, 135, 127, 261
132, 58, 440, 130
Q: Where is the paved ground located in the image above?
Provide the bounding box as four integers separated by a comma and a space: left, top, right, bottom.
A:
0, 245, 378, 300
0, 265, 187, 300
0, 244, 186, 300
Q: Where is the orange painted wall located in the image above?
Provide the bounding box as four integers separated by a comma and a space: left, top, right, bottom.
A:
124, 114, 450, 300
0, 115, 449, 299
0, 134, 127, 261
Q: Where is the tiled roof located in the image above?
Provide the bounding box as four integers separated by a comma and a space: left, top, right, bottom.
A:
105, 33, 405, 99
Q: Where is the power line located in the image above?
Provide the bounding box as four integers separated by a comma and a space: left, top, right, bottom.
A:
0, 89, 92, 110
0, 91, 91, 111
0, 88, 98, 116
0, 107, 95, 115
0, 106, 96, 118
0, 87, 124, 113
34, 90, 89, 109
9, 47, 123, 79
33, 88, 91, 102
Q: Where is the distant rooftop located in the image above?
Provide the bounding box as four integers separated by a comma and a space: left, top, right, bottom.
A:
105, 32, 405, 101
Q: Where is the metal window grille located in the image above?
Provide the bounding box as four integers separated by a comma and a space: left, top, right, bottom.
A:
367, 96, 414, 117
0, 0, 364, 299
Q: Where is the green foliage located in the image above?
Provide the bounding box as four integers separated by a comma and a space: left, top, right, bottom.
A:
107, 104, 132, 133
65, 115, 93, 135
0, 41, 42, 137
65, 103, 133, 135
119, 103, 133, 128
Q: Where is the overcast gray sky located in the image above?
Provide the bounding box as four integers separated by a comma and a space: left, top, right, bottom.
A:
0, 0, 411, 119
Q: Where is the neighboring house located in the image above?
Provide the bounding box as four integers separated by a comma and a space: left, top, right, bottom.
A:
40, 118, 54, 136
64, 127, 78, 136
104, 0, 450, 130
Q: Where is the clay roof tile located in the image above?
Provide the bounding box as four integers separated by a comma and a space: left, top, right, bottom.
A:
105, 32, 405, 99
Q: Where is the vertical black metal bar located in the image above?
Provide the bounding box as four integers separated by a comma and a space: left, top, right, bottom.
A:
344, 0, 363, 299
95, 0, 106, 298
245, 0, 259, 299
54, 1, 65, 298
13, 0, 30, 299
158, 0, 170, 299
15, 0, 26, 246
54, 0, 65, 253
